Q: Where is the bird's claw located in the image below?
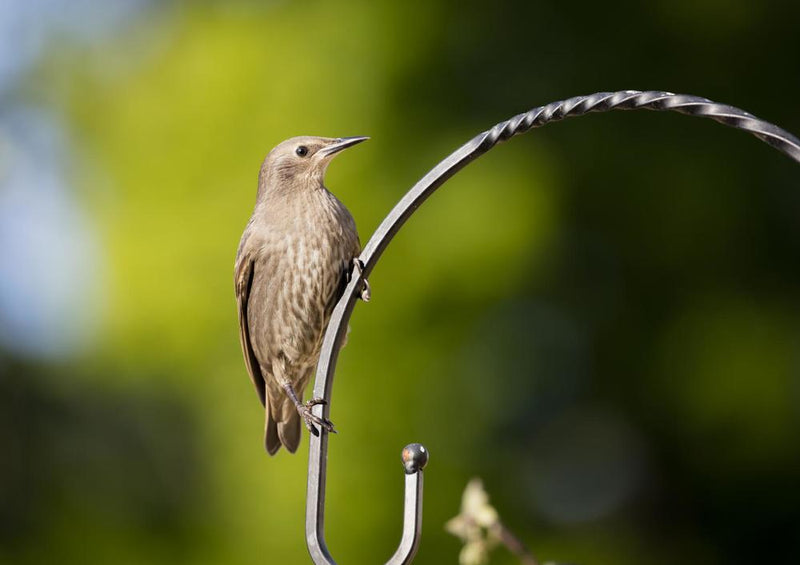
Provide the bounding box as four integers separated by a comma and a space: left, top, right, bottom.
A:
352, 258, 371, 302
299, 397, 336, 436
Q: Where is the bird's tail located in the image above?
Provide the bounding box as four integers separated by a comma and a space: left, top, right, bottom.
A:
265, 406, 280, 455
277, 409, 301, 453
264, 400, 301, 455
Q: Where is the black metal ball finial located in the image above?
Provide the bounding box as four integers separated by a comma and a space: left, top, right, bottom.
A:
402, 443, 429, 474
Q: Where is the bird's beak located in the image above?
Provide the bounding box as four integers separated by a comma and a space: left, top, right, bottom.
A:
318, 136, 369, 157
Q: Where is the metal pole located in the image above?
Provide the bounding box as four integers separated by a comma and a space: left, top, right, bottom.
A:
304, 90, 800, 565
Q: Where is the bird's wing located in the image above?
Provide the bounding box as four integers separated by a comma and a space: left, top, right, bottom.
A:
235, 249, 267, 407
324, 259, 350, 318
325, 237, 361, 318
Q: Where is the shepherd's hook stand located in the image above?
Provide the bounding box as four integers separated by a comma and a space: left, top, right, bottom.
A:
305, 90, 800, 565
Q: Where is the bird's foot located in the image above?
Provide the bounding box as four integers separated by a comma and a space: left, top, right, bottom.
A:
298, 397, 336, 436
353, 258, 371, 302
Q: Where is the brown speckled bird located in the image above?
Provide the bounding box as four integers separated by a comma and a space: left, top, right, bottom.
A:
235, 136, 369, 455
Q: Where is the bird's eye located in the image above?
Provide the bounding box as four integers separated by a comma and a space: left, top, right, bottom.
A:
295, 145, 309, 157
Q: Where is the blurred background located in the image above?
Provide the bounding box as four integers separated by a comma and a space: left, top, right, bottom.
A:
1, 1, 799, 564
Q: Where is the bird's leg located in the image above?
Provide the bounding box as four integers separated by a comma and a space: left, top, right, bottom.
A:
352, 257, 371, 302
280, 382, 336, 436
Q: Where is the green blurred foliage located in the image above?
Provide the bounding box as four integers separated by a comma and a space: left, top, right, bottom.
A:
3, 1, 800, 564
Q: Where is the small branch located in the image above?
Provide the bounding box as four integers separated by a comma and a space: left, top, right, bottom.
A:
495, 521, 539, 565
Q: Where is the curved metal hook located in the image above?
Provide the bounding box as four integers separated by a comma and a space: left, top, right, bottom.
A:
305, 90, 800, 565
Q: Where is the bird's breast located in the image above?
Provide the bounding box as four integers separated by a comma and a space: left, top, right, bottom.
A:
246, 191, 359, 368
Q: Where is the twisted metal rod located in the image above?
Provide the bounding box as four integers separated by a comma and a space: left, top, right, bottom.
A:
305, 90, 800, 565
481, 90, 800, 159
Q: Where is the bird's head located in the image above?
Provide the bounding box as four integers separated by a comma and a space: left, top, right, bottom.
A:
258, 135, 368, 198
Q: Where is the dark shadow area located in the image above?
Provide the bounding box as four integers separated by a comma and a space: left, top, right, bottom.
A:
0, 356, 204, 560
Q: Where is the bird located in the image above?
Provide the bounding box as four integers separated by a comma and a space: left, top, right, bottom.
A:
235, 136, 370, 455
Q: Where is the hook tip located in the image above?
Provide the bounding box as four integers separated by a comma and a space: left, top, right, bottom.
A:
401, 443, 429, 474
